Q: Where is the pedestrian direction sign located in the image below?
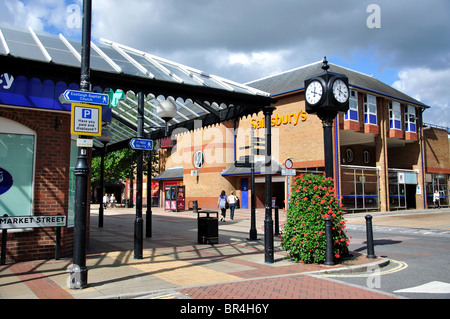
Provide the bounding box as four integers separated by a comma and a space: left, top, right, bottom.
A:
129, 138, 153, 151
60, 90, 109, 106
71, 103, 102, 136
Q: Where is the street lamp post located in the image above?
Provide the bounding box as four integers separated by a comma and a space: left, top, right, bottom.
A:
134, 96, 177, 259
134, 92, 145, 259
71, 0, 92, 289
264, 106, 276, 263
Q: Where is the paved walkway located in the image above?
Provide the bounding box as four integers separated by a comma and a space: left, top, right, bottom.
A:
1, 205, 449, 300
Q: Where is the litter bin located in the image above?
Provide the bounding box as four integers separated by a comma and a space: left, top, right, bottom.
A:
197, 210, 218, 244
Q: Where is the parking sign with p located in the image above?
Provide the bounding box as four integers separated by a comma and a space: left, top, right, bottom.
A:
71, 103, 102, 136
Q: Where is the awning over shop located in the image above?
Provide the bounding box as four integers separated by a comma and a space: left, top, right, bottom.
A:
153, 166, 184, 180
0, 25, 276, 154
222, 158, 283, 176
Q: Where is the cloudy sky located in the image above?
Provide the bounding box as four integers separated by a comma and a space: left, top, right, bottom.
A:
1, 0, 449, 128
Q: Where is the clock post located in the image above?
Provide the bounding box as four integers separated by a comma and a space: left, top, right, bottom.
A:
304, 57, 349, 178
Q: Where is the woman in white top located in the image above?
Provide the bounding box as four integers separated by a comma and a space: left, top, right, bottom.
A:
433, 190, 440, 208
227, 191, 238, 220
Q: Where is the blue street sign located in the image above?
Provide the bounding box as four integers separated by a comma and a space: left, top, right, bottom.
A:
62, 90, 109, 106
129, 138, 153, 151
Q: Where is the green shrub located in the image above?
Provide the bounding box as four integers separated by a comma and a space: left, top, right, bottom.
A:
281, 173, 350, 263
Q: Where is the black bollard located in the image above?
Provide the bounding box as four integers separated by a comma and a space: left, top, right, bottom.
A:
365, 214, 376, 259
193, 200, 198, 214
324, 217, 334, 266
274, 206, 279, 236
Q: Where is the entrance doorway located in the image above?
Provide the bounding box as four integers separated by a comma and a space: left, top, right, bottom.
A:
388, 170, 417, 210
254, 176, 286, 209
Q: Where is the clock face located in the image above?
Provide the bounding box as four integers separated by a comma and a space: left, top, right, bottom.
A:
332, 79, 349, 103
305, 80, 323, 105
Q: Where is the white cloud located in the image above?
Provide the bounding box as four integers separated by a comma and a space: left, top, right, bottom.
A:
393, 67, 450, 127
1, 0, 82, 37
1, 0, 449, 129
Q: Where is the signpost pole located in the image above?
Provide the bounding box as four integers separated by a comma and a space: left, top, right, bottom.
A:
264, 106, 275, 263
134, 92, 144, 259
146, 147, 152, 238
249, 127, 257, 240
71, 0, 91, 289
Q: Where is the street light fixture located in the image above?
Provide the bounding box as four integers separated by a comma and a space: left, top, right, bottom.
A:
156, 98, 177, 137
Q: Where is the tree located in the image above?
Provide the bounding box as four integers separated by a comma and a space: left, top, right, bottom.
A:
91, 148, 159, 184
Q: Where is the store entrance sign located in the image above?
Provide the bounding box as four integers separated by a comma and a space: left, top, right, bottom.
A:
251, 108, 307, 129
71, 103, 102, 136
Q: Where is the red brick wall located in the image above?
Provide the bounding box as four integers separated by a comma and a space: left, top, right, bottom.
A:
0, 107, 74, 263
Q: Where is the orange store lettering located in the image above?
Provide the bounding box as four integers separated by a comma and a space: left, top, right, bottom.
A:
251, 109, 307, 129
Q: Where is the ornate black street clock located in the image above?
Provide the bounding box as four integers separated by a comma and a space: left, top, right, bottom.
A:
305, 57, 350, 119
304, 57, 350, 179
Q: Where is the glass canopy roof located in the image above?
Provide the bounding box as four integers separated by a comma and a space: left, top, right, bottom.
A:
0, 25, 274, 153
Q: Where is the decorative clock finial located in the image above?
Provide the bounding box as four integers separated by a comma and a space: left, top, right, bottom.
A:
322, 56, 329, 71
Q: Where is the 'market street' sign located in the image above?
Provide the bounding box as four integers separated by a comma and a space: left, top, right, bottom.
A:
0, 215, 67, 229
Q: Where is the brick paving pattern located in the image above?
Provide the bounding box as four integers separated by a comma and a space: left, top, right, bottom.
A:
178, 274, 394, 299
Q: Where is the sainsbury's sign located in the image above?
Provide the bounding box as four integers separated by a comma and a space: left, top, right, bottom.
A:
251, 108, 307, 129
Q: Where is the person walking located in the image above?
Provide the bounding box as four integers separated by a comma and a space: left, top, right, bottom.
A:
110, 194, 116, 208
218, 190, 228, 222
433, 189, 440, 209
227, 191, 238, 220
103, 194, 108, 209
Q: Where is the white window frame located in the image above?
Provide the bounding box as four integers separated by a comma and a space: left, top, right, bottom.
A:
345, 89, 358, 121
389, 101, 402, 130
364, 94, 377, 125
404, 105, 416, 132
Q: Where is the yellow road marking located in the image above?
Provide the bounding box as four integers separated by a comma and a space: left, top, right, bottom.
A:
317, 260, 408, 278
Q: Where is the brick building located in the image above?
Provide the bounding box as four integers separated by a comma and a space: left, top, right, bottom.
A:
155, 61, 449, 212
0, 103, 76, 263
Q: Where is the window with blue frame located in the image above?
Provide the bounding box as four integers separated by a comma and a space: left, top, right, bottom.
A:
404, 105, 416, 132
345, 89, 358, 121
364, 94, 377, 125
389, 101, 402, 130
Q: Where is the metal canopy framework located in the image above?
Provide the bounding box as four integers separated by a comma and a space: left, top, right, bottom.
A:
0, 26, 276, 152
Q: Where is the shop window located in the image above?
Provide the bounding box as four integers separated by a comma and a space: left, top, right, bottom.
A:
341, 166, 379, 211
426, 173, 448, 207
364, 94, 377, 125
0, 118, 36, 217
404, 105, 416, 133
345, 89, 358, 121
389, 101, 402, 130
